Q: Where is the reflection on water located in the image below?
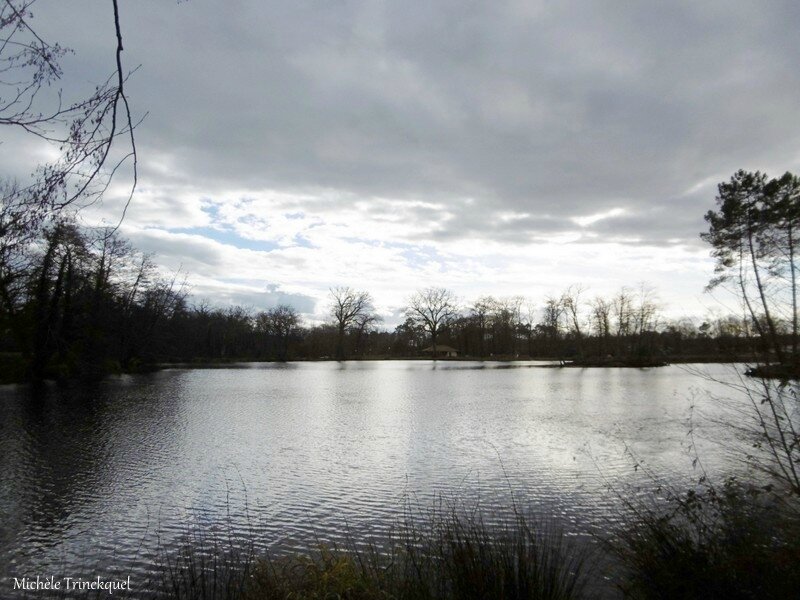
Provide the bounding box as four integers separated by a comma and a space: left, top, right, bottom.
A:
0, 361, 749, 594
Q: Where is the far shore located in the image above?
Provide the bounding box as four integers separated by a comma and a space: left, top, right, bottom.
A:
155, 354, 761, 370
0, 353, 771, 385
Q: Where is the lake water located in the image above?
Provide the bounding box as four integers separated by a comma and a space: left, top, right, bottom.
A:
0, 361, 755, 596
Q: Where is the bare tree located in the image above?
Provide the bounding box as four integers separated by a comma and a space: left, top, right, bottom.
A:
590, 296, 612, 337
613, 287, 633, 335
353, 311, 382, 357
520, 298, 537, 357
329, 286, 375, 360
631, 283, 660, 358
609, 285, 660, 358
470, 296, 495, 357
0, 181, 36, 333
256, 305, 300, 361
541, 295, 563, 348
633, 283, 660, 336
497, 295, 525, 356
590, 296, 612, 355
561, 284, 585, 356
405, 287, 458, 358
0, 0, 138, 229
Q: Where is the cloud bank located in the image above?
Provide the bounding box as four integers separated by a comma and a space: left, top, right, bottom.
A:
10, 0, 800, 323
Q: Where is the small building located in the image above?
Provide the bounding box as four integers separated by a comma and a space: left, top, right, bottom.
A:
421, 344, 459, 358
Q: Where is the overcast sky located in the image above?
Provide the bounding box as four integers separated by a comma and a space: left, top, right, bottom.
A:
10, 1, 800, 324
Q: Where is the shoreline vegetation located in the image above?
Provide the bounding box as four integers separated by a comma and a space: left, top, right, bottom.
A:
156, 506, 598, 600
0, 354, 770, 384
139, 479, 800, 599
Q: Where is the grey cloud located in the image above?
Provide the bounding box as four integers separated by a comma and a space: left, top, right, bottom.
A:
22, 1, 800, 247
580, 194, 714, 247
126, 230, 226, 271
426, 209, 578, 244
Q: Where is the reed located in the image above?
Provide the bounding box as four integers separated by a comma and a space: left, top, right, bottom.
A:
156, 503, 595, 600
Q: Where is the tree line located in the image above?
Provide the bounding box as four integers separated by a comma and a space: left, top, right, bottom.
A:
2, 168, 797, 381
0, 222, 779, 382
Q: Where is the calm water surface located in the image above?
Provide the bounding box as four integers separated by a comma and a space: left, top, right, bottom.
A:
0, 361, 751, 595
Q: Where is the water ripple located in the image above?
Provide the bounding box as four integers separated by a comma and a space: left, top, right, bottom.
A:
0, 362, 756, 596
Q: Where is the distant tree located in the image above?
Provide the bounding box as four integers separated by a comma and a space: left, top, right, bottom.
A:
393, 317, 425, 356
539, 295, 563, 355
329, 286, 375, 360
256, 305, 300, 361
470, 296, 495, 357
405, 287, 458, 357
493, 296, 524, 356
352, 311, 382, 357
561, 285, 586, 357
590, 296, 612, 355
631, 283, 660, 358
612, 287, 633, 339
519, 299, 537, 357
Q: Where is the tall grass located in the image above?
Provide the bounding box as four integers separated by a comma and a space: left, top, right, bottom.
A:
155, 524, 256, 600
156, 504, 596, 600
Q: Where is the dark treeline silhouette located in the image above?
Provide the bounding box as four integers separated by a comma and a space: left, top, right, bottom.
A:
0, 220, 772, 383
0, 219, 187, 381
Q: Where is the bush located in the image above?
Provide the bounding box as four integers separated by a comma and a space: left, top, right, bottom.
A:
611, 479, 800, 599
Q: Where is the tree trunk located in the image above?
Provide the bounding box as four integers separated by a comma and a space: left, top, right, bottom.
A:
336, 323, 346, 360
747, 226, 784, 364
789, 224, 797, 359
